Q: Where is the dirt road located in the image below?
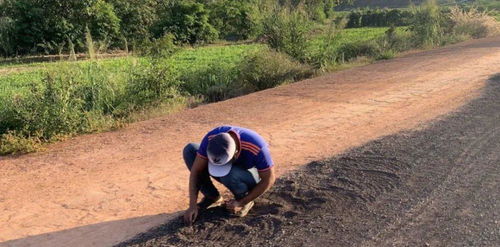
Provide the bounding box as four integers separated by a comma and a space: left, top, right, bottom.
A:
121, 74, 500, 247
1, 36, 499, 247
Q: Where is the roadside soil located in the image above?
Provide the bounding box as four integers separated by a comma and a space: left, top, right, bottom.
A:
1, 36, 499, 247
120, 73, 500, 247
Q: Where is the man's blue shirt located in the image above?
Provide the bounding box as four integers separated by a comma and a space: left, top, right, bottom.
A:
197, 125, 274, 171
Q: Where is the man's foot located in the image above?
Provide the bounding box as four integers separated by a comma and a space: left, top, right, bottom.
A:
235, 201, 255, 217
197, 195, 223, 210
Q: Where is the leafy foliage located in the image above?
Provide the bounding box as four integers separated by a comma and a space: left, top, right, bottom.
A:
207, 0, 262, 40
180, 62, 241, 102
409, 0, 446, 47
1, 0, 122, 56
108, 0, 159, 46
137, 33, 180, 58
238, 49, 314, 91
263, 8, 311, 62
153, 1, 218, 44
0, 44, 263, 154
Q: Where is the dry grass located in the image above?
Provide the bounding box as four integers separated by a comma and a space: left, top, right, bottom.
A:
449, 6, 500, 38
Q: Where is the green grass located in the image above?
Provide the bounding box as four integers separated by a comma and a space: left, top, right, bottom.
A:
0, 58, 138, 101
0, 27, 388, 121
0, 44, 264, 99
3, 27, 393, 104
168, 44, 265, 74
308, 27, 393, 54
0, 44, 263, 75
305, 26, 411, 68
0, 43, 270, 154
0, 28, 399, 155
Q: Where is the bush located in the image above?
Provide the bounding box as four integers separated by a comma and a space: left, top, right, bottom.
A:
0, 131, 41, 155
179, 62, 242, 102
337, 41, 378, 61
262, 8, 311, 62
177, 48, 316, 102
178, 48, 316, 102
153, 1, 218, 44
371, 26, 413, 59
119, 60, 183, 114
137, 33, 180, 58
0, 59, 188, 154
88, 0, 121, 44
1, 66, 110, 142
238, 49, 314, 91
409, 0, 446, 47
449, 6, 500, 38
305, 20, 349, 68
208, 0, 262, 40
308, 25, 415, 68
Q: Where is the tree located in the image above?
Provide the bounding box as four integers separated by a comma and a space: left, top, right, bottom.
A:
207, 0, 262, 40
108, 0, 159, 46
153, 1, 218, 44
88, 0, 121, 43
2, 0, 121, 55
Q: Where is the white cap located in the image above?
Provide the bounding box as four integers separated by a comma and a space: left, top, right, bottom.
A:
207, 133, 236, 177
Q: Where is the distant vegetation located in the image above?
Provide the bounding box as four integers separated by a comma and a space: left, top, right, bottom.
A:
1, 0, 499, 154
0, 0, 337, 57
336, 0, 425, 10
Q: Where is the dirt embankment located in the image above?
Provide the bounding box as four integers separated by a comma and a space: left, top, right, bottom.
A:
119, 75, 500, 247
1, 37, 499, 247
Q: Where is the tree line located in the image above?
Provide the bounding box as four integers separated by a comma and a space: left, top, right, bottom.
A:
0, 0, 342, 57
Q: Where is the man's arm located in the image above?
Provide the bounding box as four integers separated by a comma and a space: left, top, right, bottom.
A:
238, 167, 276, 205
189, 155, 209, 206
184, 155, 208, 225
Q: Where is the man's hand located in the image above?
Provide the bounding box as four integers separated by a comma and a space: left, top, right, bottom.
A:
183, 206, 199, 225
225, 199, 243, 213
185, 155, 208, 226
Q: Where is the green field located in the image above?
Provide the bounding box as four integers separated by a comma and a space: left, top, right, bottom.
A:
0, 27, 389, 77
0, 26, 438, 154
0, 44, 263, 95
308, 27, 395, 54
0, 27, 393, 98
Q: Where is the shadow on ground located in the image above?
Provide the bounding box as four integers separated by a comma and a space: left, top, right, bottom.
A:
0, 213, 177, 247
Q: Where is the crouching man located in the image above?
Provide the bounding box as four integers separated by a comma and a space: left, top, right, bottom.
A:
182, 125, 276, 225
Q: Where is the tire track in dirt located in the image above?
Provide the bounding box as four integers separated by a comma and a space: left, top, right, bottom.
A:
366, 126, 500, 246
119, 74, 500, 247
1, 37, 499, 246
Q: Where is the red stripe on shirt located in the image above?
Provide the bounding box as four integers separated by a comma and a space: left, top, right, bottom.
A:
241, 142, 259, 151
241, 144, 260, 155
241, 141, 260, 151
